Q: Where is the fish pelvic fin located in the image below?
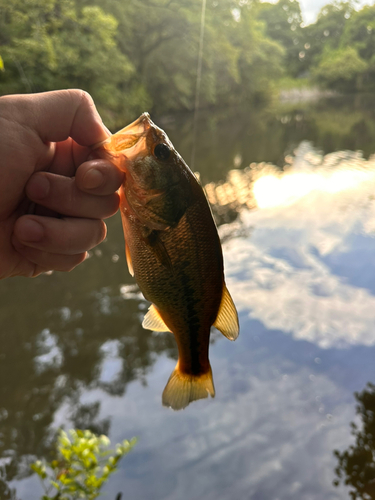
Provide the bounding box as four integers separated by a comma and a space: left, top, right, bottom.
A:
125, 241, 134, 277
142, 304, 171, 332
213, 283, 239, 341
162, 363, 215, 411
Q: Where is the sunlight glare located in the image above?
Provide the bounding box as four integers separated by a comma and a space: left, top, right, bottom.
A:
252, 168, 374, 209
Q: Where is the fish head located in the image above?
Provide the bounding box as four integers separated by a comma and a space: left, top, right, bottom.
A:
97, 113, 193, 228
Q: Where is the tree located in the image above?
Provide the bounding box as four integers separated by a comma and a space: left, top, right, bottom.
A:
339, 5, 375, 90
0, 0, 143, 128
0, 0, 289, 122
312, 46, 367, 90
301, 1, 357, 75
236, 4, 285, 101
256, 0, 304, 77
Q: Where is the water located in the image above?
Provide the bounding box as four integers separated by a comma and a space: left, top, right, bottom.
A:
3, 95, 375, 499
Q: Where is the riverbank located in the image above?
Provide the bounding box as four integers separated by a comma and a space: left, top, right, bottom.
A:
279, 87, 337, 103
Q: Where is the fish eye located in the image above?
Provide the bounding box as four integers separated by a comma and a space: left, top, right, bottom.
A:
154, 143, 171, 161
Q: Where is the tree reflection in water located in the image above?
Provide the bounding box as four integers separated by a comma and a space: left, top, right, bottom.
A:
334, 383, 375, 499
0, 243, 177, 492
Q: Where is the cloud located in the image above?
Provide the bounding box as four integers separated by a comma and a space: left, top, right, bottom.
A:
298, 0, 375, 25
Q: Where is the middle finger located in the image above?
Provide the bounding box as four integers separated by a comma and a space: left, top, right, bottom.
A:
26, 171, 120, 219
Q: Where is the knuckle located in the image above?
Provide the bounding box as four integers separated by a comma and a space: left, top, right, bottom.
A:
66, 89, 95, 113
96, 221, 107, 244
64, 253, 87, 272
79, 90, 95, 109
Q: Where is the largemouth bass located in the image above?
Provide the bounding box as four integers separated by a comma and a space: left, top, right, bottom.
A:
95, 113, 239, 410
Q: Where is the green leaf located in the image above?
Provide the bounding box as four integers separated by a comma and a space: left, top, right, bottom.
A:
50, 480, 60, 490
30, 460, 47, 479
0, 55, 4, 72
60, 448, 72, 461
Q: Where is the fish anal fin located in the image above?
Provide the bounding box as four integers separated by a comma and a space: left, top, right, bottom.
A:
142, 304, 170, 332
162, 363, 215, 411
125, 242, 134, 277
213, 284, 239, 341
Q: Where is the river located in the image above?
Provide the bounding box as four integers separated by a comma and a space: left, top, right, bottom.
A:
3, 94, 375, 499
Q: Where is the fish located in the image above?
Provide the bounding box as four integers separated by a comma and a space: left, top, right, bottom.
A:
94, 113, 239, 410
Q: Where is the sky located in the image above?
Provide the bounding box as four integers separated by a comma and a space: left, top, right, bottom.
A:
300, 0, 375, 24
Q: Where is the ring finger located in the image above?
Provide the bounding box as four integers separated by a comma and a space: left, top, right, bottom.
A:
13, 215, 107, 255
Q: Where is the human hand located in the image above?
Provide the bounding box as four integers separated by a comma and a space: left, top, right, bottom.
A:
0, 89, 124, 279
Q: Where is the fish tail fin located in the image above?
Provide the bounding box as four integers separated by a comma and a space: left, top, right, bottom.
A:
162, 363, 215, 411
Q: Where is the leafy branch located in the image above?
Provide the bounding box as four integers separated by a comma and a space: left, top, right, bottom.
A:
30, 429, 137, 500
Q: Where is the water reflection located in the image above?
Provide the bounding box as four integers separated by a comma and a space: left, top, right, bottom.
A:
334, 383, 375, 500
4, 107, 375, 497
163, 94, 375, 184
0, 249, 177, 490
207, 144, 375, 349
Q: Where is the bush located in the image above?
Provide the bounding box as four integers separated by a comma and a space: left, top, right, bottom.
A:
30, 429, 137, 500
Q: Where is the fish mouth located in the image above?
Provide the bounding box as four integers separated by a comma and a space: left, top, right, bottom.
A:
119, 112, 152, 136
92, 112, 152, 153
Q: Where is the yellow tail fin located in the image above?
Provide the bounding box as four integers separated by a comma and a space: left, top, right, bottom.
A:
162, 364, 215, 411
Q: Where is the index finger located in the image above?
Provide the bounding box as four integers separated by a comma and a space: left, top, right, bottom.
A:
17, 89, 109, 146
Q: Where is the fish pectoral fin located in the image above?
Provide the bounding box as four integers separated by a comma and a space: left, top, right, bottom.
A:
146, 231, 173, 271
162, 363, 215, 411
125, 242, 134, 277
213, 284, 239, 341
142, 304, 171, 332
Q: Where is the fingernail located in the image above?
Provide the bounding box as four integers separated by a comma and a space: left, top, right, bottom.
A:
83, 169, 104, 189
102, 124, 112, 136
27, 175, 50, 199
18, 219, 44, 242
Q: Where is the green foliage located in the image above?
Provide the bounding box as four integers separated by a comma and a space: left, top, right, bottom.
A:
312, 46, 367, 90
0, 0, 294, 126
0, 0, 143, 128
257, 0, 304, 77
334, 382, 375, 500
300, 2, 356, 74
30, 429, 137, 500
341, 4, 375, 61
299, 1, 375, 92
3, 0, 375, 121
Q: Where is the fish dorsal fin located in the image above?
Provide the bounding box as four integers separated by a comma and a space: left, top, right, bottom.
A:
213, 284, 239, 341
125, 242, 134, 277
142, 304, 171, 332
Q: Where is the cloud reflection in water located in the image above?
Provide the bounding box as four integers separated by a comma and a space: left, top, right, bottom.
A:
214, 146, 375, 349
